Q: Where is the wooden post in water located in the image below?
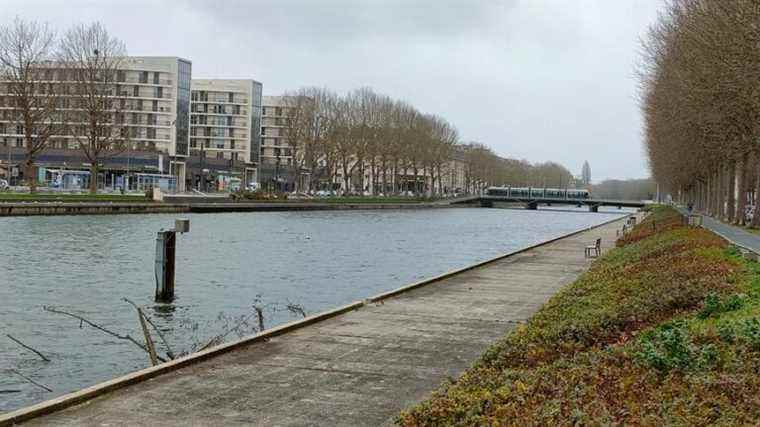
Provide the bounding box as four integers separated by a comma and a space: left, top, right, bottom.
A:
155, 230, 176, 302
154, 219, 189, 303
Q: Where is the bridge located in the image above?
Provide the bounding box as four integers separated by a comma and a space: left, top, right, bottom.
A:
450, 195, 646, 212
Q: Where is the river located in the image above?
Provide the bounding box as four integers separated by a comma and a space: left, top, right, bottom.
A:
0, 207, 628, 412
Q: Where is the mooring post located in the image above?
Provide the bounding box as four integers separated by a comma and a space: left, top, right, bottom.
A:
154, 218, 189, 303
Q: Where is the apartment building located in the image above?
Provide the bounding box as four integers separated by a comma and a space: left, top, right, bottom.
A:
260, 95, 296, 190
0, 56, 192, 191
190, 79, 262, 188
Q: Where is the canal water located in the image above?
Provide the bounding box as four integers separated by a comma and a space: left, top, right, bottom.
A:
0, 207, 627, 412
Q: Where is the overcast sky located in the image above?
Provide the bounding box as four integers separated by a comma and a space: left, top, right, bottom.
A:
3, 0, 663, 182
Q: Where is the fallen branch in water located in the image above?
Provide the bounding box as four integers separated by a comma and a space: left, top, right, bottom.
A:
6, 334, 50, 362
0, 389, 21, 394
9, 369, 52, 392
123, 298, 176, 360
43, 306, 167, 363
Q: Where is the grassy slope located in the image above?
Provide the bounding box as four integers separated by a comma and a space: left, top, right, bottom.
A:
399, 206, 760, 425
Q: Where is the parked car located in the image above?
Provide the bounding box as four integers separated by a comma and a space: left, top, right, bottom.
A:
0, 178, 8, 190
246, 182, 260, 191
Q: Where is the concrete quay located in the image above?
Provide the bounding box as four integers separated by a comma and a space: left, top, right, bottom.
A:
3, 215, 631, 426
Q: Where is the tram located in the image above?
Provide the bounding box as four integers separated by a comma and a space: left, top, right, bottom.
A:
486, 186, 590, 199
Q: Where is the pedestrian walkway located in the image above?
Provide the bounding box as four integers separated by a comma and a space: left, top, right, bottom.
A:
680, 207, 760, 253
10, 216, 630, 427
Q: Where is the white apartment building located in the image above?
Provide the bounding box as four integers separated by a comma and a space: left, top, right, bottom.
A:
260, 95, 296, 190
260, 96, 294, 165
0, 56, 192, 191
190, 79, 262, 185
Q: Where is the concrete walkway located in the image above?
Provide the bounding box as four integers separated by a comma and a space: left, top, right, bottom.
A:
680, 208, 760, 253
20, 216, 629, 426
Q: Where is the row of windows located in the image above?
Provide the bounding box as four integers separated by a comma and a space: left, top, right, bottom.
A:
190, 103, 244, 115
190, 127, 239, 138
190, 115, 246, 127
0, 69, 165, 84
191, 91, 247, 104
0, 83, 169, 99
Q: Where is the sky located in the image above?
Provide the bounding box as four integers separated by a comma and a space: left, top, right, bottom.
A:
2, 0, 664, 182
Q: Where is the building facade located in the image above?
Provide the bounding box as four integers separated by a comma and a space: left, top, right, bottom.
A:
259, 96, 296, 191
0, 56, 192, 191
190, 79, 262, 189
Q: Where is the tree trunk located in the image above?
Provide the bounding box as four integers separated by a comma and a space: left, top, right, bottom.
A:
736, 152, 748, 225
25, 158, 37, 194
727, 160, 736, 222
89, 162, 99, 194
752, 154, 760, 227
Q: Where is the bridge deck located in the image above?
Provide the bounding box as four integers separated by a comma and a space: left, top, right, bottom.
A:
19, 217, 629, 426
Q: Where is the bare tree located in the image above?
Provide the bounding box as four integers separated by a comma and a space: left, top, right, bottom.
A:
58, 22, 128, 194
0, 18, 59, 193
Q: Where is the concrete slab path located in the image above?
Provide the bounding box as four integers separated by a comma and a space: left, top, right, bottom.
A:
22, 215, 630, 426
679, 207, 760, 253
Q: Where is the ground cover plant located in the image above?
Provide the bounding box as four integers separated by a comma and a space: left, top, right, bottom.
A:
399, 206, 760, 425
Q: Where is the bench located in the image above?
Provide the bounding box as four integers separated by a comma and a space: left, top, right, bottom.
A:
585, 237, 601, 258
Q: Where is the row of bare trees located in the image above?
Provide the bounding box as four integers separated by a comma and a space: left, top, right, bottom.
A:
280, 87, 574, 195
0, 18, 127, 193
640, 0, 760, 225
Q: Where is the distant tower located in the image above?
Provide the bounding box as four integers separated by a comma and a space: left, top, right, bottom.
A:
581, 161, 591, 186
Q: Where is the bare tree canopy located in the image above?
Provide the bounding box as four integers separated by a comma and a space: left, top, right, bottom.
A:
639, 0, 760, 225
58, 21, 128, 194
0, 17, 59, 192
274, 84, 577, 196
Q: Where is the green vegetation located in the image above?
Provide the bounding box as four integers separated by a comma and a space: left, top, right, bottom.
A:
0, 193, 149, 203
399, 206, 760, 425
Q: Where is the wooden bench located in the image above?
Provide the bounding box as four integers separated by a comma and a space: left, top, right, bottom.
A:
585, 237, 601, 258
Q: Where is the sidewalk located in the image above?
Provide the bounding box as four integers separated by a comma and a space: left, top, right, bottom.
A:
680, 207, 760, 253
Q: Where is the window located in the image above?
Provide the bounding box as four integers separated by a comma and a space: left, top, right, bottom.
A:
275, 107, 282, 116
147, 128, 156, 139
140, 71, 148, 83
117, 71, 126, 82
217, 152, 224, 159
154, 87, 163, 99
153, 72, 159, 84
137, 99, 143, 111
261, 127, 266, 136
191, 91, 198, 101
228, 92, 234, 103
152, 100, 158, 112
133, 86, 139, 97
233, 105, 240, 115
